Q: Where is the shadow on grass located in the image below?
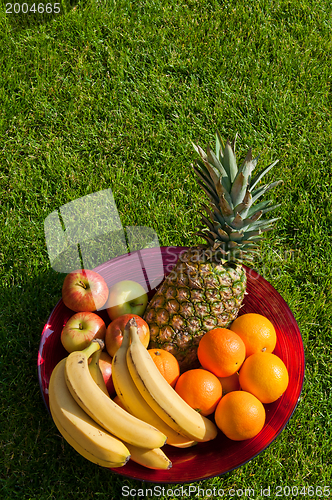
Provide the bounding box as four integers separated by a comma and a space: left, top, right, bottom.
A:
0, 267, 134, 498
0, 268, 70, 494
0, 266, 65, 409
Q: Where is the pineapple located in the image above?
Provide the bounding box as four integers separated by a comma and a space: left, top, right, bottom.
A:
144, 131, 282, 371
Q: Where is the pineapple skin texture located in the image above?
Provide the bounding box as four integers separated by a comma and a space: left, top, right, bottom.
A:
143, 248, 247, 372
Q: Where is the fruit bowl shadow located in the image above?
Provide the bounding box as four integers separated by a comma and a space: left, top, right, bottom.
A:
38, 246, 305, 483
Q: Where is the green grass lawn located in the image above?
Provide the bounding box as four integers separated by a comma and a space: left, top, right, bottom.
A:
1, 0, 331, 498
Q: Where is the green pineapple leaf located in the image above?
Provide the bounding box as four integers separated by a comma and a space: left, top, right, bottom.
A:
251, 179, 283, 204
250, 159, 279, 191
215, 130, 225, 161
223, 139, 238, 183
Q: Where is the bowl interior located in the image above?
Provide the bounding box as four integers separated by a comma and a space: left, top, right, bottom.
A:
38, 246, 305, 483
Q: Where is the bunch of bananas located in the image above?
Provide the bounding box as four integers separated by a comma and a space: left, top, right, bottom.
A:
49, 318, 218, 470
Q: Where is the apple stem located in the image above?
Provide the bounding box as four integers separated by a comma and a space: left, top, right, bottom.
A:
79, 323, 83, 330
78, 280, 88, 289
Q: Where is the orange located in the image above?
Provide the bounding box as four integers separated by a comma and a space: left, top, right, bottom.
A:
174, 368, 222, 416
215, 390, 266, 441
217, 372, 241, 396
148, 348, 180, 387
197, 328, 246, 378
239, 352, 289, 404
230, 313, 277, 358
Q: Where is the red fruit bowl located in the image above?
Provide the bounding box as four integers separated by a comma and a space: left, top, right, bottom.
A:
38, 246, 305, 483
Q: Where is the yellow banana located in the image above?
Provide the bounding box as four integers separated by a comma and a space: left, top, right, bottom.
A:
126, 444, 172, 470
64, 340, 167, 449
51, 412, 128, 468
49, 357, 130, 466
167, 439, 198, 449
53, 399, 171, 470
87, 356, 173, 469
88, 347, 109, 396
126, 318, 218, 443
54, 408, 171, 470
112, 320, 197, 448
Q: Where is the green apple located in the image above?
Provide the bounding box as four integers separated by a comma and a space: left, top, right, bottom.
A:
106, 280, 148, 321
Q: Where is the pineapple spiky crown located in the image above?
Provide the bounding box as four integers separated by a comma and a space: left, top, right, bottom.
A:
192, 131, 282, 263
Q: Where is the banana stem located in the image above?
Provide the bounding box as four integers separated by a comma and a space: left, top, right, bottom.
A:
82, 338, 104, 359
121, 322, 132, 350
128, 318, 139, 344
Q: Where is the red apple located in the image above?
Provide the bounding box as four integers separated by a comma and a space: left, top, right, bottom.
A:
105, 314, 150, 357
61, 311, 106, 353
106, 280, 148, 321
62, 269, 109, 312
98, 351, 115, 397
